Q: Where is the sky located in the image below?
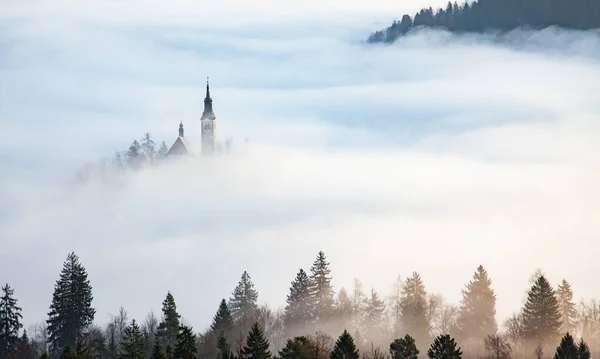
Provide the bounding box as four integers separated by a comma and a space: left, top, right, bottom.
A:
2, 0, 600, 337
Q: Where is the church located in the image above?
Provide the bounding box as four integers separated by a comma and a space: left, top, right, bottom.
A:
166, 79, 228, 157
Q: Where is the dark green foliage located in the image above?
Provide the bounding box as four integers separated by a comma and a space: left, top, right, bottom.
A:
284, 269, 313, 334
229, 272, 259, 330
400, 272, 429, 349
330, 330, 359, 359
457, 265, 497, 341
47, 252, 96, 354
554, 333, 578, 359
174, 325, 197, 359
211, 299, 234, 337
427, 334, 462, 359
278, 336, 312, 359
0, 283, 23, 358
120, 320, 145, 359
157, 292, 181, 349
240, 323, 271, 359
152, 340, 168, 359
522, 276, 562, 347
75, 337, 93, 359
217, 331, 236, 359
40, 352, 50, 359
309, 252, 335, 326
577, 338, 590, 359
556, 280, 577, 334
60, 346, 77, 359
389, 335, 419, 359
367, 0, 600, 43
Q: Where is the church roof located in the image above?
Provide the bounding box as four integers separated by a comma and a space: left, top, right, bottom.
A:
167, 136, 192, 156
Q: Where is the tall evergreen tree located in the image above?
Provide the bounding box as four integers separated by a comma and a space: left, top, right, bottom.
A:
157, 141, 169, 159
309, 252, 335, 327
333, 288, 353, 334
152, 340, 168, 359
427, 334, 462, 359
174, 325, 197, 359
211, 299, 234, 337
157, 292, 181, 349
553, 333, 578, 359
229, 272, 259, 332
47, 252, 96, 354
330, 330, 359, 359
389, 335, 419, 359
75, 337, 93, 359
521, 276, 562, 348
363, 289, 386, 341
284, 269, 313, 335
240, 323, 271, 359
120, 320, 145, 359
556, 280, 577, 335
457, 265, 497, 343
0, 284, 23, 358
217, 331, 236, 359
577, 338, 590, 359
400, 272, 429, 350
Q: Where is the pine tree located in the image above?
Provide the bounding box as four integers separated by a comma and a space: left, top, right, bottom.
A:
556, 280, 577, 335
158, 141, 169, 159
279, 337, 312, 359
522, 276, 562, 348
389, 334, 419, 359
351, 279, 366, 335
457, 265, 497, 343
157, 292, 181, 349
400, 272, 429, 350
554, 333, 578, 359
284, 269, 313, 335
217, 331, 236, 359
577, 338, 590, 359
330, 330, 359, 359
152, 340, 168, 359
140, 133, 156, 160
364, 289, 386, 341
240, 323, 271, 359
309, 252, 335, 327
120, 320, 145, 359
47, 252, 96, 354
427, 334, 462, 359
229, 272, 259, 332
60, 346, 77, 359
75, 337, 93, 359
126, 140, 142, 168
211, 299, 234, 337
174, 325, 197, 359
0, 284, 23, 358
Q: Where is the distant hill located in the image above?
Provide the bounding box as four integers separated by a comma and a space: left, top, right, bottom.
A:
367, 0, 600, 43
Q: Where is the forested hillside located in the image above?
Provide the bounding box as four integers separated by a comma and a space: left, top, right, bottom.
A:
2, 251, 600, 359
367, 0, 600, 44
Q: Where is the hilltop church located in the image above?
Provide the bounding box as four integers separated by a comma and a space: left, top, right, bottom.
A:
166, 79, 232, 156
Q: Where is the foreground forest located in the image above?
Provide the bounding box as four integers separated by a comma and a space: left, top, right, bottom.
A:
1, 251, 599, 359
367, 0, 600, 44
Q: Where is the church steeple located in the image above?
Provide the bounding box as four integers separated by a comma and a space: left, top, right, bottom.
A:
200, 77, 217, 155
202, 77, 214, 119
179, 122, 184, 137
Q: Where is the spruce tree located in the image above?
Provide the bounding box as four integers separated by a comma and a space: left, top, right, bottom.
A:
158, 141, 169, 159
120, 319, 145, 359
522, 276, 562, 347
47, 252, 96, 354
577, 338, 590, 359
400, 272, 429, 350
174, 325, 197, 359
60, 346, 77, 359
553, 333, 578, 359
309, 252, 335, 326
157, 292, 181, 349
278, 336, 312, 359
364, 289, 386, 340
217, 331, 236, 359
75, 337, 93, 359
0, 283, 23, 358
556, 280, 577, 335
211, 299, 234, 337
389, 334, 419, 359
457, 265, 497, 342
240, 323, 271, 359
152, 340, 168, 359
229, 272, 259, 332
427, 334, 462, 359
284, 269, 313, 334
330, 330, 359, 359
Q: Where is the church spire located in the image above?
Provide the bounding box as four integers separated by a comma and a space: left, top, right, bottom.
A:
179, 121, 184, 137
201, 77, 215, 120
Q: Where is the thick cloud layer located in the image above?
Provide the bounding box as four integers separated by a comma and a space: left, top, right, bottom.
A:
1, 0, 600, 333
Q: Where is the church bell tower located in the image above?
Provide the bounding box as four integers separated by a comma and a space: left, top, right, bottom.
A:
200, 78, 216, 154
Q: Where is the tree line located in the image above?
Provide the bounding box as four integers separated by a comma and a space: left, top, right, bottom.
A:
367, 0, 600, 44
1, 251, 600, 359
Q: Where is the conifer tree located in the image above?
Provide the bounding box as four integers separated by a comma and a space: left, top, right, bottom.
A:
553, 333, 578, 359
229, 272, 259, 332
389, 334, 419, 359
211, 299, 234, 337
351, 279, 366, 335
333, 288, 353, 334
279, 336, 312, 359
60, 346, 77, 359
577, 338, 590, 359
152, 340, 168, 359
120, 319, 145, 359
0, 283, 23, 358
47, 252, 96, 354
556, 280, 577, 335
400, 272, 429, 350
157, 292, 181, 349
217, 331, 236, 359
240, 323, 271, 359
521, 276, 562, 348
174, 325, 197, 359
75, 337, 93, 359
457, 265, 497, 342
40, 352, 50, 359
330, 330, 359, 359
310, 252, 335, 327
158, 141, 169, 159
427, 334, 462, 359
364, 289, 386, 341
284, 269, 313, 334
